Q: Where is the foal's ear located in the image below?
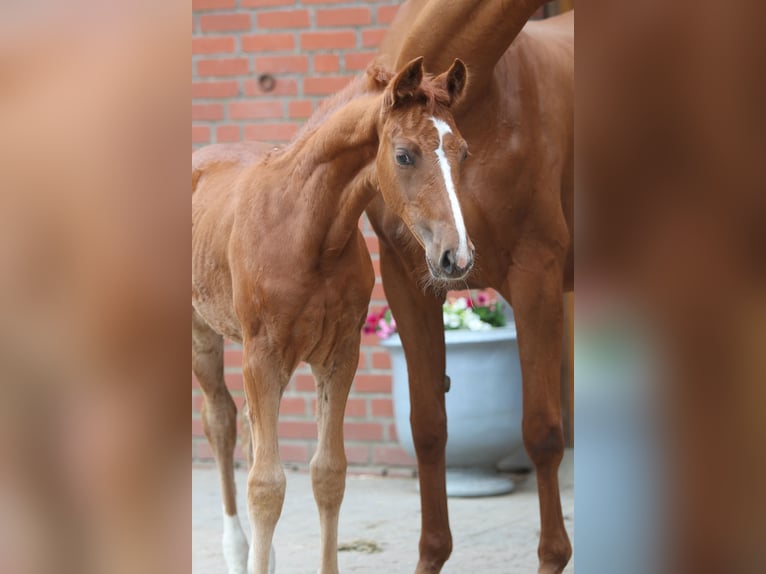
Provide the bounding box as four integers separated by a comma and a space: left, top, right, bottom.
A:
386, 56, 425, 109
435, 58, 467, 106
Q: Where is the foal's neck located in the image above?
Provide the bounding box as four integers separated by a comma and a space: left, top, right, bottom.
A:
274, 93, 382, 259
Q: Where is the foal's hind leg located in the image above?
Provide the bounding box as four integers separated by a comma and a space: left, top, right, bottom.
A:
242, 339, 287, 574
192, 309, 249, 574
310, 340, 359, 574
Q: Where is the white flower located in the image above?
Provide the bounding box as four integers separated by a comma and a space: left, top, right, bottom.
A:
453, 297, 468, 311
462, 309, 489, 331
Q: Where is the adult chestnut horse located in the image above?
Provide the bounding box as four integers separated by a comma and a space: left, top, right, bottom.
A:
192, 58, 471, 574
302, 2, 574, 572
378, 4, 575, 573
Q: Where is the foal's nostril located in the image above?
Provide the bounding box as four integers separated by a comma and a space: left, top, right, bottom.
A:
440, 250, 455, 274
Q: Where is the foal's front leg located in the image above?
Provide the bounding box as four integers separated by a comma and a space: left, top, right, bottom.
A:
310, 339, 360, 574
242, 340, 285, 574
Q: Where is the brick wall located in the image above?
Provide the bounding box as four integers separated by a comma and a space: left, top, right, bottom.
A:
192, 0, 416, 473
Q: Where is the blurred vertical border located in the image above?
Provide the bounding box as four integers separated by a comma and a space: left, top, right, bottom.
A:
576, 0, 766, 572
0, 1, 189, 573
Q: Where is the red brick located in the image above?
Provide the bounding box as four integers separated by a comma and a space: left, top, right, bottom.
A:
217, 125, 241, 142
226, 372, 244, 390
344, 422, 384, 441
193, 0, 235, 9
200, 13, 251, 32
304, 75, 352, 95
302, 0, 349, 4
371, 398, 393, 418
371, 282, 386, 301
388, 423, 398, 442
360, 333, 382, 346
254, 55, 308, 74
353, 374, 392, 394
345, 444, 370, 465
316, 7, 371, 27
197, 58, 249, 77
301, 31, 356, 51
244, 77, 297, 97
192, 418, 205, 437
257, 10, 310, 29
199, 441, 249, 462
358, 352, 366, 370
377, 5, 400, 24
192, 103, 224, 121
192, 394, 204, 412
244, 123, 299, 142
362, 28, 387, 48
229, 101, 283, 120
345, 51, 375, 71
373, 446, 416, 466
364, 235, 379, 254
192, 125, 210, 144
280, 443, 309, 463
294, 374, 315, 392
313, 54, 339, 73
241, 33, 295, 52
192, 374, 200, 388
371, 352, 391, 370
279, 397, 306, 416
193, 36, 236, 55
193, 80, 239, 99
224, 348, 243, 366
288, 100, 313, 119
196, 441, 214, 460
242, 0, 293, 6
278, 421, 317, 439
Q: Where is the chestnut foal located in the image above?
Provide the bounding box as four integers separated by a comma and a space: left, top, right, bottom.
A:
192, 57, 472, 574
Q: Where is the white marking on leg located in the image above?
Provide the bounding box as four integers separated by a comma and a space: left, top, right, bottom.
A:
222, 508, 249, 574
430, 116, 470, 268
246, 539, 275, 574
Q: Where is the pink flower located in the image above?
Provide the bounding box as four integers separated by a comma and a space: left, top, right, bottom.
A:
476, 291, 489, 306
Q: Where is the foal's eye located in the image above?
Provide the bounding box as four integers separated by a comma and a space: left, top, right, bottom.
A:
461, 148, 469, 162
395, 150, 413, 166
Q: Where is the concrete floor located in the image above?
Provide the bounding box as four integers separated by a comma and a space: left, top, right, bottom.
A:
193, 450, 574, 573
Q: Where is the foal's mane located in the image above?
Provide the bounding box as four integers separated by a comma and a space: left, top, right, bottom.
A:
267, 58, 452, 163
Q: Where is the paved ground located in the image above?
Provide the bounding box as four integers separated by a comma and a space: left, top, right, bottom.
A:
193, 450, 573, 573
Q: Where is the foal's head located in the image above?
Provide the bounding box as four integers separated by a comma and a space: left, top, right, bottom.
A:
373, 57, 474, 281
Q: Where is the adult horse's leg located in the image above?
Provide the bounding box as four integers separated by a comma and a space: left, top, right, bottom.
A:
242, 340, 284, 574
504, 243, 572, 573
192, 309, 249, 574
379, 244, 451, 574
309, 339, 359, 574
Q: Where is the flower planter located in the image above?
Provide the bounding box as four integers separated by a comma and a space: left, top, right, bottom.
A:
381, 324, 526, 497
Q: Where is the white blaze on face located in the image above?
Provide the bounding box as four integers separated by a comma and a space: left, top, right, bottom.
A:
430, 116, 469, 268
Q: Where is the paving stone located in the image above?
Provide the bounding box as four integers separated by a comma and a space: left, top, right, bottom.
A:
193, 450, 574, 573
